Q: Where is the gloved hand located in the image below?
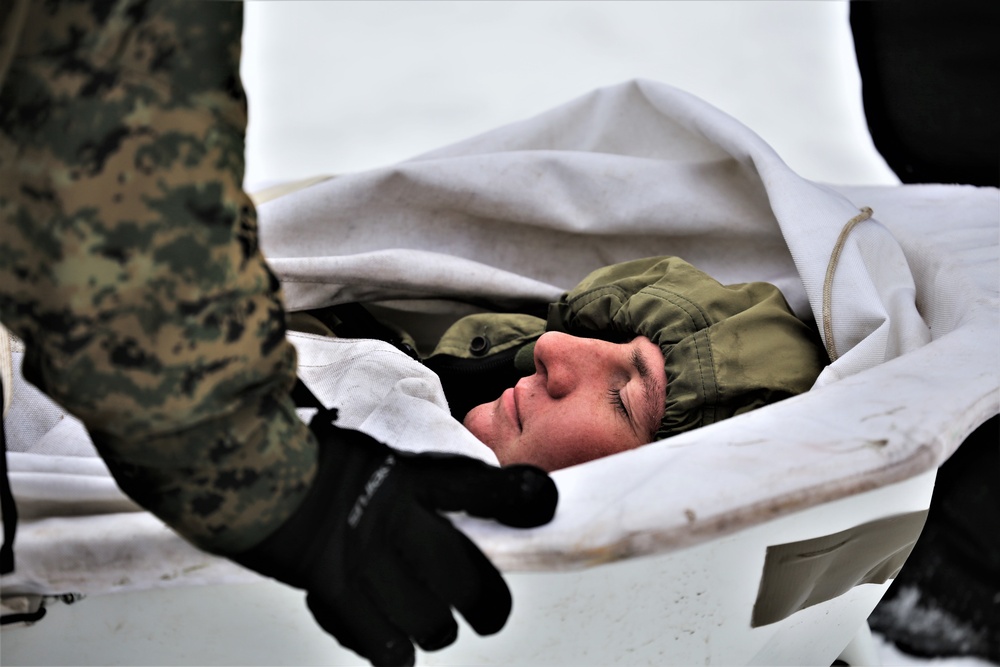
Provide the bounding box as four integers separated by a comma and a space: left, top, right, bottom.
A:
233, 406, 559, 667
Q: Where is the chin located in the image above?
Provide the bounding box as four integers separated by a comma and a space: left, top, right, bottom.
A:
463, 404, 508, 461
462, 404, 483, 432
463, 404, 493, 444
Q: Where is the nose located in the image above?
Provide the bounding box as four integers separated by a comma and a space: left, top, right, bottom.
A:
533, 331, 594, 398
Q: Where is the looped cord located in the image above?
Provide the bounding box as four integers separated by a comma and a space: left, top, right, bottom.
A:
822, 206, 874, 361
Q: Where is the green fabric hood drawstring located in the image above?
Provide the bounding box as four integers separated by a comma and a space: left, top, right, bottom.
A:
545, 256, 828, 440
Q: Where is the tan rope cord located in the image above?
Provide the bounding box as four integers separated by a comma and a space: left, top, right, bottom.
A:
248, 175, 336, 206
822, 206, 874, 361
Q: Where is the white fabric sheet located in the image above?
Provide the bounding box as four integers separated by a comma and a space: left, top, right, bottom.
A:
2, 80, 997, 597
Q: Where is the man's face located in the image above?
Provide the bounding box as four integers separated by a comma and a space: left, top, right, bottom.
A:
463, 332, 667, 471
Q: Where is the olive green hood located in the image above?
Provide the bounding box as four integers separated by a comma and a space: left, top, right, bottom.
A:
545, 257, 828, 440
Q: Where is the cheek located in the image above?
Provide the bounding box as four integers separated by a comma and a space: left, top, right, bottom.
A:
525, 410, 637, 471
522, 415, 607, 471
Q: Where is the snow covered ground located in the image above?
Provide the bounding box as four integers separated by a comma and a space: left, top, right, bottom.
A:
240, 1, 899, 189
238, 3, 991, 665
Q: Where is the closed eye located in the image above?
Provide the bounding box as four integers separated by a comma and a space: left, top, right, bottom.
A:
629, 346, 660, 442
607, 387, 629, 419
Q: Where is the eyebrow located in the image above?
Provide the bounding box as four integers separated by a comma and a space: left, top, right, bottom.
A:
629, 347, 662, 442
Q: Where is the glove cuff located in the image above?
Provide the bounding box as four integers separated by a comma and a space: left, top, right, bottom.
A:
231, 424, 389, 589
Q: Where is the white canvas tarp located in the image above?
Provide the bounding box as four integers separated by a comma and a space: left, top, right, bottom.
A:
2, 80, 997, 601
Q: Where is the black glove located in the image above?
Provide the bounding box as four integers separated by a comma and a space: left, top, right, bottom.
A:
233, 406, 558, 667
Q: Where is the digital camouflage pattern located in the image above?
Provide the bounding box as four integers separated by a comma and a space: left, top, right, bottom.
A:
0, 0, 317, 553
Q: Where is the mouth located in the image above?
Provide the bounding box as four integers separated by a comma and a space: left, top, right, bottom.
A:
502, 387, 522, 432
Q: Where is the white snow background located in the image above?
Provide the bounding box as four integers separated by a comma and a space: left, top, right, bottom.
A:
240, 3, 991, 665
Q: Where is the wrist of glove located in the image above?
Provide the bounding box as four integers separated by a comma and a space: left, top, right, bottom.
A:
232, 407, 558, 667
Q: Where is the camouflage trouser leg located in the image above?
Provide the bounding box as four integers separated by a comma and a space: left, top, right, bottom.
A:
0, 0, 317, 553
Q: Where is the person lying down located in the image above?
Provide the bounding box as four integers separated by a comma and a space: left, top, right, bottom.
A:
288, 256, 828, 472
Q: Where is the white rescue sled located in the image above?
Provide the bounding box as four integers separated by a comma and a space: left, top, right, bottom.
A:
2, 80, 997, 666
